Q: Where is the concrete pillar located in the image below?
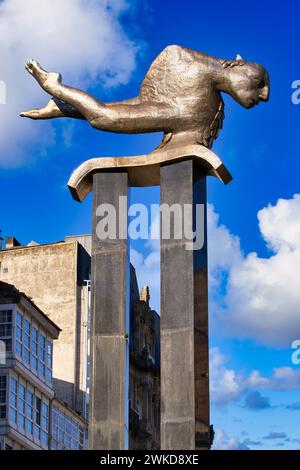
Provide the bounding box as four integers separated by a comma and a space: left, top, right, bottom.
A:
160, 159, 210, 450
89, 171, 129, 449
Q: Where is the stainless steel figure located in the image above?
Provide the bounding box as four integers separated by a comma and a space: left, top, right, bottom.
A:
21, 45, 269, 150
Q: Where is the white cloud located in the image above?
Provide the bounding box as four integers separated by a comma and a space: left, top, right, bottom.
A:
212, 427, 249, 450
249, 367, 300, 391
210, 347, 245, 405
209, 195, 300, 347
210, 347, 300, 407
0, 0, 139, 166
258, 195, 300, 252
208, 205, 242, 282
130, 194, 300, 346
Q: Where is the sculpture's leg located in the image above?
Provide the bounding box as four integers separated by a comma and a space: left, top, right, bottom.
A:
160, 159, 210, 450
21, 60, 176, 132
90, 171, 129, 449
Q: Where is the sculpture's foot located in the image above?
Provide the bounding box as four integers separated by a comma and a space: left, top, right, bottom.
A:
20, 98, 61, 120
25, 59, 62, 93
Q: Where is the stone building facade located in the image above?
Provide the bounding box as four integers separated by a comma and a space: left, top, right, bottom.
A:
0, 281, 88, 450
0, 236, 91, 418
0, 236, 160, 449
129, 275, 160, 450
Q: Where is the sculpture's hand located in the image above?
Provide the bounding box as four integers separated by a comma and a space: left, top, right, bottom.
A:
20, 98, 60, 119
20, 98, 84, 120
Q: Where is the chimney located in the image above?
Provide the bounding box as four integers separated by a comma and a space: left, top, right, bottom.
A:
140, 285, 150, 306
5, 237, 22, 250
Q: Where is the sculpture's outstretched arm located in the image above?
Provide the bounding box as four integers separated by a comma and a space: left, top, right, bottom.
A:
20, 96, 142, 120
108, 97, 141, 107
20, 60, 176, 134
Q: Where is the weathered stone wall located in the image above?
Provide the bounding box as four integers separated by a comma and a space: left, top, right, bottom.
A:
0, 242, 79, 408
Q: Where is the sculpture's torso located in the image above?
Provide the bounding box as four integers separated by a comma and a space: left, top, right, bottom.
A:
140, 45, 224, 148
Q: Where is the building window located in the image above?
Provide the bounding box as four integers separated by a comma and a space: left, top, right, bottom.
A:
0, 310, 12, 353
9, 377, 17, 424
34, 397, 41, 440
39, 334, 46, 377
15, 311, 53, 382
51, 405, 86, 450
46, 340, 52, 382
31, 326, 38, 372
16, 312, 23, 357
18, 383, 26, 429
79, 426, 84, 450
41, 402, 49, 445
0, 376, 7, 419
23, 319, 31, 365
26, 390, 34, 435
8, 375, 49, 445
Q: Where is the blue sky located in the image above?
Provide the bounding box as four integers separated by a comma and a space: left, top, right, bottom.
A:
1, 0, 300, 449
